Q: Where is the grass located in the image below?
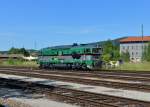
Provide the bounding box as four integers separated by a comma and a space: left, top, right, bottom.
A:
114, 62, 150, 71
0, 59, 38, 68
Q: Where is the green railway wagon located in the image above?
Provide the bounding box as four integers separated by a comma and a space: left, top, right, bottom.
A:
38, 44, 102, 69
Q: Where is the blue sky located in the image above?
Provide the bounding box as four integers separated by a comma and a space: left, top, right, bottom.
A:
0, 0, 150, 50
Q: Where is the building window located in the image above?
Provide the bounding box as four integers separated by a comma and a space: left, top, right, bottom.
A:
136, 46, 138, 50
122, 46, 125, 50
132, 46, 134, 49
136, 52, 138, 55
141, 45, 144, 49
132, 52, 134, 56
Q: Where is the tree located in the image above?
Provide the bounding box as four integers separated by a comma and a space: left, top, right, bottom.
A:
20, 48, 30, 57
102, 40, 120, 62
120, 51, 130, 62
9, 47, 20, 54
112, 50, 120, 60
143, 42, 150, 61
8, 47, 30, 57
102, 54, 111, 63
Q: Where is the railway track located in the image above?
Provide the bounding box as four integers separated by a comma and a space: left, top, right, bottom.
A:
1, 67, 150, 78
0, 77, 150, 107
0, 67, 150, 92
1, 67, 150, 81
1, 66, 150, 75
0, 68, 150, 92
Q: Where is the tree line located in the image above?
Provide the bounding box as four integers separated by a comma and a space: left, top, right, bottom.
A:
8, 47, 30, 57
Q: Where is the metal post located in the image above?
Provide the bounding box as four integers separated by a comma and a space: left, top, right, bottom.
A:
141, 24, 144, 61
34, 41, 37, 50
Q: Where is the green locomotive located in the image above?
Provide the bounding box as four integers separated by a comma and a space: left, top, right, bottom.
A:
38, 44, 102, 69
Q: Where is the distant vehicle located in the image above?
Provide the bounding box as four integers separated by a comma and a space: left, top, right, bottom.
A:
37, 44, 102, 70
23, 56, 38, 61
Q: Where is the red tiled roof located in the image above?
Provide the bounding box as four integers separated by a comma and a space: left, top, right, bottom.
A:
120, 36, 150, 43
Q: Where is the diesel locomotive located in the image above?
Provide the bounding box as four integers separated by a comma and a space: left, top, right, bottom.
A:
38, 44, 102, 69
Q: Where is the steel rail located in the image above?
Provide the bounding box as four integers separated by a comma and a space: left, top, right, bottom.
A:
0, 69, 150, 92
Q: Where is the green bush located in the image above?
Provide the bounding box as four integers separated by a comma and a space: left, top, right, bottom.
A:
102, 54, 111, 63
0, 60, 3, 65
120, 51, 130, 62
7, 58, 15, 65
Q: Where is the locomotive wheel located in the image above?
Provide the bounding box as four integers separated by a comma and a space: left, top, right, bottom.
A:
81, 64, 87, 70
39, 64, 43, 69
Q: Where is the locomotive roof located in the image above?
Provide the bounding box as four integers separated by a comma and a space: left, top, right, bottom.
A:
44, 42, 101, 50
40, 37, 123, 51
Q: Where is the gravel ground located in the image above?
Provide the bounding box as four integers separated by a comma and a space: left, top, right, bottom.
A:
1, 73, 149, 102
11, 98, 79, 107
0, 98, 31, 107
0, 88, 79, 107
0, 98, 79, 107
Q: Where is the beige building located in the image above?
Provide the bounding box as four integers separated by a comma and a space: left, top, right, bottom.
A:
120, 36, 150, 62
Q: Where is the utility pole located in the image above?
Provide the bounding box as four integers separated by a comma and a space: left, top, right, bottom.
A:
12, 41, 14, 48
141, 24, 144, 61
142, 24, 144, 42
34, 41, 37, 50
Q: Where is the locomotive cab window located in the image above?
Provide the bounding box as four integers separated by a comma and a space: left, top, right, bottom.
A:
92, 48, 100, 53
85, 48, 91, 53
